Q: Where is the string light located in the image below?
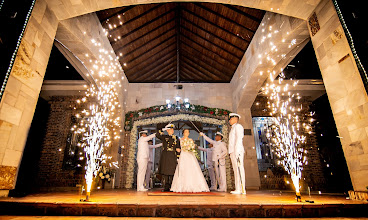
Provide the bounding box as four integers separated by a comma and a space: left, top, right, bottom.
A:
332, 0, 367, 93
0, 0, 37, 101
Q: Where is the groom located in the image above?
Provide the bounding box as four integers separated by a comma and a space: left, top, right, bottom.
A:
156, 123, 181, 191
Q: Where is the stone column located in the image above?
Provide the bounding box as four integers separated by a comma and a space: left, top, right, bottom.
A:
0, 0, 58, 196
237, 108, 261, 190
309, 0, 368, 191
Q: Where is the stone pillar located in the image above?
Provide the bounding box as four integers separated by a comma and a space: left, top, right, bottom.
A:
237, 108, 261, 190
309, 0, 368, 191
0, 0, 58, 196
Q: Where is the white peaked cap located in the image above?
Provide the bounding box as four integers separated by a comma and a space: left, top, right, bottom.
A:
229, 113, 241, 119
165, 123, 175, 129
139, 130, 148, 134
215, 132, 224, 137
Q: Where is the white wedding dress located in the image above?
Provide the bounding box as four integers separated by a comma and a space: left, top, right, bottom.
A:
171, 138, 210, 192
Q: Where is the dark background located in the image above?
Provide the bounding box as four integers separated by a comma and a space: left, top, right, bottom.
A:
0, 0, 35, 100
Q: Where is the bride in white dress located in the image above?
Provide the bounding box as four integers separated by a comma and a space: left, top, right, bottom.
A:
171, 129, 210, 192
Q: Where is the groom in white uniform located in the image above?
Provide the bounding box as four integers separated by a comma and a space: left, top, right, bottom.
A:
228, 113, 246, 194
200, 132, 227, 192
136, 130, 156, 191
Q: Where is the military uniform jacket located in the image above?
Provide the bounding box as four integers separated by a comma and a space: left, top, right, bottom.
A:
202, 134, 227, 162
156, 130, 181, 175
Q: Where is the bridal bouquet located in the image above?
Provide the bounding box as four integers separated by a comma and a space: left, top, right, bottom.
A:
181, 138, 200, 160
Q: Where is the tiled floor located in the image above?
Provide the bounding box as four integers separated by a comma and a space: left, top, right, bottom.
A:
0, 189, 362, 205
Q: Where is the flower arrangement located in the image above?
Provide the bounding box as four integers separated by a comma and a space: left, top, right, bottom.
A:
124, 104, 230, 131
98, 166, 111, 182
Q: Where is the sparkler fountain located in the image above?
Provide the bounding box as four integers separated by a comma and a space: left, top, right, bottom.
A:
256, 14, 313, 201
261, 74, 310, 201
81, 82, 121, 201
72, 34, 124, 201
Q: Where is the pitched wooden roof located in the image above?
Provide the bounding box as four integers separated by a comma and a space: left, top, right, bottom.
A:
96, 3, 264, 83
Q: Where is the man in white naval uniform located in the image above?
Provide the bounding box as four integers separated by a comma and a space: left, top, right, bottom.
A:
136, 130, 156, 191
197, 142, 216, 190
228, 113, 246, 194
200, 132, 227, 192
145, 140, 162, 189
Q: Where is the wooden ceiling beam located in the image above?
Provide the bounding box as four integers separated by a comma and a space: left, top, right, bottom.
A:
137, 62, 176, 81
112, 18, 175, 48
223, 4, 263, 23
127, 50, 176, 79
120, 34, 175, 65
193, 3, 255, 36
181, 17, 244, 52
128, 51, 176, 80
180, 34, 238, 66
180, 25, 242, 60
180, 68, 203, 81
110, 4, 164, 35
180, 41, 235, 71
126, 46, 176, 72
182, 8, 249, 43
181, 51, 231, 80
100, 5, 136, 23
134, 70, 176, 83
180, 62, 207, 80
181, 54, 228, 81
117, 7, 176, 41
125, 40, 176, 65
156, 69, 177, 80
147, 64, 177, 81
180, 59, 215, 81
180, 43, 233, 75
132, 60, 175, 82
115, 27, 175, 57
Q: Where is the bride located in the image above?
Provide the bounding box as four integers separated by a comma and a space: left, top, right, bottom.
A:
171, 129, 209, 192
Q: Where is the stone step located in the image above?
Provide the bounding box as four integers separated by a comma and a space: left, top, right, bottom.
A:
0, 202, 366, 217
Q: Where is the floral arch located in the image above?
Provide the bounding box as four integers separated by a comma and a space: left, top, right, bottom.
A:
123, 105, 233, 189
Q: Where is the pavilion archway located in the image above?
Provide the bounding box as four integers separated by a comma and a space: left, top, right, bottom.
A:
1, 0, 367, 197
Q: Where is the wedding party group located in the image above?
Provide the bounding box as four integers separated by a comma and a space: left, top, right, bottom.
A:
136, 113, 246, 195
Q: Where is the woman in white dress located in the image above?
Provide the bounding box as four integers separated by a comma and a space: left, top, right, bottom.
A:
171, 129, 210, 192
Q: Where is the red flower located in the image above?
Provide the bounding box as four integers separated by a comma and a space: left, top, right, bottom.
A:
219, 110, 223, 114
204, 107, 207, 111
130, 113, 133, 118
223, 111, 228, 115
149, 108, 152, 112
210, 111, 214, 114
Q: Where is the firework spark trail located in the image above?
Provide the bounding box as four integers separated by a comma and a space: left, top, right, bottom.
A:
255, 16, 311, 192
71, 39, 124, 196
262, 69, 309, 194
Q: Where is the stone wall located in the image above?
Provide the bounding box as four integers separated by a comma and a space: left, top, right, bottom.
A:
309, 0, 368, 191
37, 96, 84, 189
251, 96, 326, 190
126, 83, 233, 112
0, 0, 58, 195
